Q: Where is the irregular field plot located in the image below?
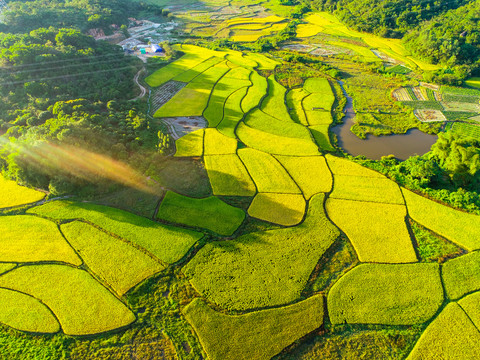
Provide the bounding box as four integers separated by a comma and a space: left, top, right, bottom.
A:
328, 263, 443, 325
241, 71, 268, 114
184, 194, 339, 310
402, 188, 480, 251
155, 83, 212, 118
183, 295, 324, 360
0, 175, 45, 209
218, 86, 249, 138
442, 251, 480, 300
61, 221, 164, 296
172, 56, 223, 83
310, 124, 335, 151
0, 215, 81, 265
175, 129, 204, 157
0, 288, 60, 334
326, 155, 384, 177
244, 53, 279, 70
0, 265, 135, 335
459, 291, 480, 330
261, 75, 292, 122
248, 193, 306, 226
28, 201, 203, 264
330, 175, 404, 205
203, 128, 237, 155
157, 191, 245, 236
236, 122, 320, 156
287, 88, 309, 126
245, 109, 313, 140
326, 199, 417, 263
238, 148, 300, 193
204, 154, 256, 196
407, 303, 480, 360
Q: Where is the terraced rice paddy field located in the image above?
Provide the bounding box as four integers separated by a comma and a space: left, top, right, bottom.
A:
3, 38, 480, 359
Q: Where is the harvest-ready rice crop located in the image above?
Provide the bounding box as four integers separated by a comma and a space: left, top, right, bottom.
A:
0, 175, 45, 209
442, 251, 480, 300
248, 193, 306, 226
261, 75, 292, 122
203, 128, 238, 155
175, 129, 204, 157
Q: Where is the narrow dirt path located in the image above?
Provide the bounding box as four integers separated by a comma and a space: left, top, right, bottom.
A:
131, 68, 147, 100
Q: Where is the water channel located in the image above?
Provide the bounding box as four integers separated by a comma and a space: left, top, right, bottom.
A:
331, 81, 438, 161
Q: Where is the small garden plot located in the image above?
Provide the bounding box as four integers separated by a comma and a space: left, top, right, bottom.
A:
326, 199, 417, 263
406, 303, 480, 360
0, 288, 60, 334
402, 100, 444, 110
248, 193, 306, 226
0, 175, 45, 209
145, 53, 210, 87
442, 252, 480, 300
458, 292, 480, 330
28, 201, 203, 264
441, 101, 480, 113
183, 295, 324, 360
61, 221, 164, 296
261, 75, 292, 122
392, 88, 413, 101
287, 88, 309, 126
218, 87, 249, 138
175, 129, 204, 157
328, 263, 443, 325
466, 77, 480, 89
274, 155, 332, 199
244, 53, 279, 70
204, 154, 256, 196
310, 125, 335, 151
450, 122, 480, 141
203, 68, 251, 127
414, 109, 447, 122
157, 191, 245, 236
238, 148, 300, 194
236, 122, 320, 156
0, 216, 81, 265
244, 109, 313, 140
402, 188, 480, 251
0, 265, 135, 335
184, 194, 340, 310
241, 71, 268, 114
325, 155, 384, 177
203, 128, 237, 155
330, 175, 404, 205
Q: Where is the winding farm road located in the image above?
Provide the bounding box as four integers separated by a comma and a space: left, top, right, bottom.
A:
131, 68, 147, 100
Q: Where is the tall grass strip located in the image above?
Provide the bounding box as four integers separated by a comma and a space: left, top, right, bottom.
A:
184, 194, 340, 310
61, 221, 164, 296
157, 191, 245, 236
0, 215, 81, 265
326, 199, 417, 263
204, 154, 256, 196
402, 188, 480, 251
442, 252, 480, 300
203, 128, 237, 155
0, 288, 60, 334
406, 303, 480, 360
328, 263, 443, 325
248, 193, 306, 226
0, 175, 45, 209
175, 129, 204, 157
0, 265, 136, 335
238, 148, 300, 193
28, 201, 203, 264
274, 155, 332, 199
183, 295, 324, 360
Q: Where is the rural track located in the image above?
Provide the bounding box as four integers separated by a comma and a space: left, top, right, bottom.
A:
131, 68, 147, 100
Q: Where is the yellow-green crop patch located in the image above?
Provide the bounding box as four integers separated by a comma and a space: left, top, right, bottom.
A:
303, 94, 333, 125
261, 75, 292, 122
329, 41, 380, 63
0, 264, 15, 275
442, 252, 480, 300
0, 288, 60, 334
61, 221, 164, 296
402, 188, 480, 251
172, 56, 223, 83
0, 215, 81, 265
0, 175, 45, 209
328, 263, 443, 325
330, 175, 404, 204
236, 122, 320, 156
326, 155, 384, 177
184, 194, 340, 310
157, 191, 245, 236
326, 199, 417, 263
203, 128, 237, 155
458, 291, 480, 330
175, 129, 204, 157
241, 71, 268, 114
204, 154, 256, 196
245, 109, 313, 140
244, 53, 279, 70
296, 23, 323, 38
287, 88, 309, 126
406, 303, 480, 360
238, 148, 300, 193
217, 87, 248, 138
310, 124, 335, 151
155, 83, 212, 118
183, 295, 324, 360
248, 193, 306, 226
274, 155, 333, 199
0, 265, 135, 335
466, 77, 480, 89
28, 201, 203, 264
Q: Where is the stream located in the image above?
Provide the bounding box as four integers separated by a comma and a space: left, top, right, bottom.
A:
331, 81, 438, 161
